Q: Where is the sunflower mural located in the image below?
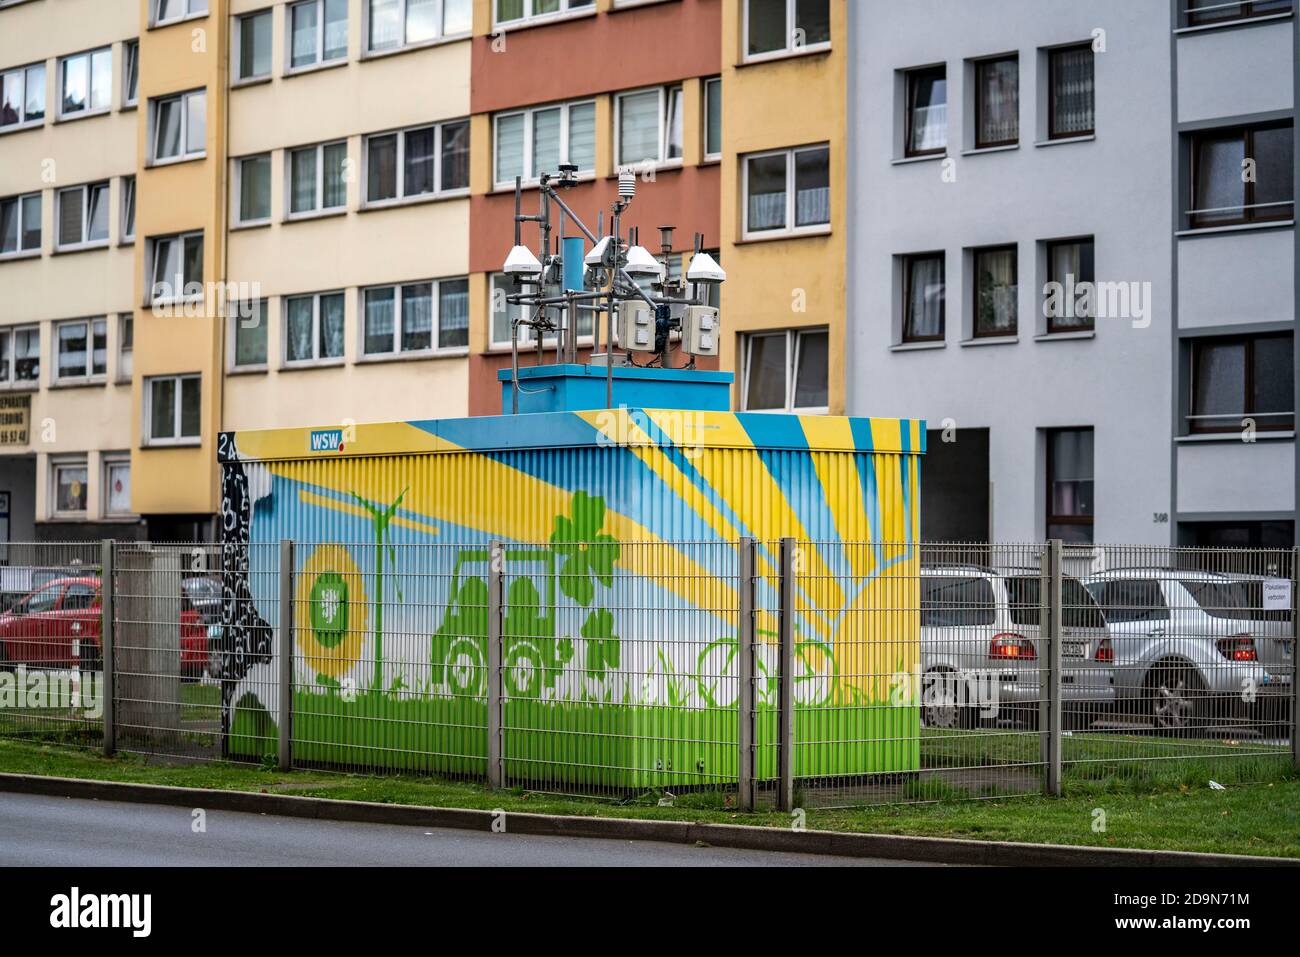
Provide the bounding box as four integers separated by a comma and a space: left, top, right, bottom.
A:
295, 544, 368, 687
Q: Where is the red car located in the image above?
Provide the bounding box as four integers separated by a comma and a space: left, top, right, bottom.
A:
0, 575, 213, 677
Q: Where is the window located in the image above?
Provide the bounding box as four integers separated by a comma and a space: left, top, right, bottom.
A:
616, 86, 683, 168
495, 0, 592, 28
103, 458, 131, 516
0, 62, 45, 129
744, 0, 830, 61
362, 278, 468, 356
231, 299, 268, 368
368, 0, 472, 52
1189, 333, 1294, 433
973, 245, 1017, 337
0, 192, 41, 255
232, 155, 271, 225
290, 0, 349, 70
118, 314, 133, 380
920, 576, 996, 627
1086, 579, 1169, 624
1186, 0, 1293, 26
494, 101, 594, 186
120, 176, 136, 242
52, 460, 88, 515
123, 40, 139, 106
54, 317, 107, 381
145, 374, 201, 445
974, 55, 1018, 148
153, 0, 208, 27
1048, 45, 1094, 139
1189, 123, 1293, 228
150, 89, 206, 163
490, 271, 593, 348
742, 144, 830, 238
286, 141, 348, 216
741, 328, 828, 412
56, 182, 110, 250
905, 66, 946, 156
902, 253, 944, 342
283, 291, 345, 364
1046, 428, 1093, 543
235, 10, 273, 81
1045, 238, 1094, 332
59, 48, 111, 118
0, 325, 40, 385
149, 231, 203, 304
366, 121, 467, 204
704, 77, 721, 161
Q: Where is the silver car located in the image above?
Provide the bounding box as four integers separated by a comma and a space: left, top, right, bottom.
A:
919, 564, 1115, 728
1082, 568, 1294, 734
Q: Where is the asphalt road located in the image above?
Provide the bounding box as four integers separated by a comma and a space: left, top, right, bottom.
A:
0, 793, 934, 867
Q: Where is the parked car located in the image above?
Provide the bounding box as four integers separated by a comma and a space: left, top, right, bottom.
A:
1082, 568, 1293, 734
919, 564, 1115, 728
0, 575, 222, 679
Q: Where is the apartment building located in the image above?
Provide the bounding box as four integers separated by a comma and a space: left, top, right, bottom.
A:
846, 0, 1297, 547
0, 0, 142, 542
465, 0, 723, 414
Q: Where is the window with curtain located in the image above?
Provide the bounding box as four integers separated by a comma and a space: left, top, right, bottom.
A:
746, 153, 787, 233
532, 108, 562, 179
906, 66, 946, 156
367, 121, 468, 203
494, 101, 594, 186
365, 287, 397, 354
496, 0, 592, 25
440, 121, 469, 191
1190, 333, 1294, 433
744, 145, 829, 237
290, 141, 348, 214
1046, 428, 1094, 543
365, 278, 469, 354
794, 147, 828, 227
369, 0, 469, 52
292, 0, 349, 69
285, 292, 344, 363
238, 155, 271, 223
1190, 122, 1293, 228
400, 283, 433, 351
490, 273, 523, 347
902, 253, 944, 342
55, 318, 106, 380
1048, 45, 1094, 139
1045, 238, 1094, 332
618, 90, 661, 167
56, 182, 109, 248
439, 278, 469, 349
974, 245, 1017, 337
975, 55, 1018, 148
567, 103, 595, 173
404, 127, 437, 196
290, 147, 318, 214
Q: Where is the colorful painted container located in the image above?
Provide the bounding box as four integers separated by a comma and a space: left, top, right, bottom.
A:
216, 408, 925, 790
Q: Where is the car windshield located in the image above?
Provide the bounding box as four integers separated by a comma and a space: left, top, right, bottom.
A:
1006, 577, 1106, 628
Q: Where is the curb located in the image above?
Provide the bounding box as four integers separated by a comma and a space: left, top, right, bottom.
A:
1, 771, 1295, 867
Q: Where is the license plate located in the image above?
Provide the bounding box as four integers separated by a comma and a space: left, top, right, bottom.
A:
1063, 641, 1086, 658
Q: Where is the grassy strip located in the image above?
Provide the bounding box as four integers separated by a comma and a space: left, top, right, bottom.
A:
0, 737, 1296, 859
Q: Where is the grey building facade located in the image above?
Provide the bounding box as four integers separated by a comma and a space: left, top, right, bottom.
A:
846, 0, 1297, 548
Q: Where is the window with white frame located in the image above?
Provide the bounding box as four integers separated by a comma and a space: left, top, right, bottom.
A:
123, 40, 139, 107
103, 457, 132, 516
236, 154, 272, 224
742, 327, 829, 413
117, 314, 133, 380
148, 231, 203, 304
617, 85, 683, 168
59, 48, 112, 118
153, 0, 208, 27
231, 299, 269, 368
0, 325, 40, 385
144, 373, 201, 445
495, 0, 592, 28
494, 100, 595, 187
54, 317, 107, 382
489, 271, 593, 348
290, 0, 349, 70
362, 279, 468, 356
289, 141, 348, 215
742, 144, 830, 238
704, 77, 721, 161
150, 89, 206, 163
366, 121, 467, 204
744, 0, 830, 61
52, 459, 89, 516
1, 62, 45, 129
283, 291, 345, 364
56, 182, 110, 250
367, 0, 472, 53
121, 176, 136, 242
235, 10, 273, 82
0, 192, 41, 256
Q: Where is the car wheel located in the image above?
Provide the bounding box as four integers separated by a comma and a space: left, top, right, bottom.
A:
921, 669, 971, 729
1147, 662, 1205, 735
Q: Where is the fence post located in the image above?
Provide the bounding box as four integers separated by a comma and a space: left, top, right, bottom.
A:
1292, 546, 1299, 774
100, 539, 115, 757
777, 537, 796, 813
486, 540, 504, 789
277, 539, 294, 771
1045, 538, 1063, 797
737, 537, 756, 812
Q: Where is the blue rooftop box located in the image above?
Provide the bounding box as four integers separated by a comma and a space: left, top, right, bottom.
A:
499, 363, 733, 414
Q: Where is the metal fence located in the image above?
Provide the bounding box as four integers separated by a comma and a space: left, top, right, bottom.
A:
0, 538, 1295, 809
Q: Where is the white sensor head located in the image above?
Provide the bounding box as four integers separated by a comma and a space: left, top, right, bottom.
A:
686, 251, 726, 284
623, 245, 663, 279
503, 244, 543, 277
